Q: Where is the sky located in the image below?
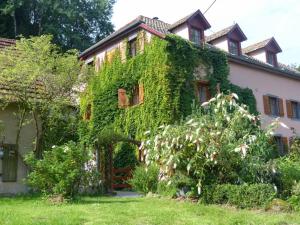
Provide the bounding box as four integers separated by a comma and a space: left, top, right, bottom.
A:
112, 0, 300, 65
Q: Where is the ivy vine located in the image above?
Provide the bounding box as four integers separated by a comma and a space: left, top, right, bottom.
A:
80, 33, 257, 151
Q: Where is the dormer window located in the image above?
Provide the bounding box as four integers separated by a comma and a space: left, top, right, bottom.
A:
190, 27, 202, 45
266, 52, 276, 66
228, 40, 240, 55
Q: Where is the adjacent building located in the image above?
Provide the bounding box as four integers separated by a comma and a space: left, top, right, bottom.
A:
0, 38, 36, 194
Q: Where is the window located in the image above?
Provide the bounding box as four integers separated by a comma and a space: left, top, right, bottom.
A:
118, 84, 144, 108
197, 83, 210, 104
129, 38, 137, 57
266, 52, 276, 66
130, 84, 144, 106
190, 27, 202, 45
263, 95, 284, 117
228, 40, 239, 55
288, 101, 300, 119
274, 136, 288, 156
1, 144, 18, 182
269, 97, 280, 116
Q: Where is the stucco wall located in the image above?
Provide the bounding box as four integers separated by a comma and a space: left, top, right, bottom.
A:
211, 38, 228, 52
173, 24, 189, 40
85, 30, 152, 66
248, 50, 266, 63
229, 62, 300, 140
0, 104, 36, 194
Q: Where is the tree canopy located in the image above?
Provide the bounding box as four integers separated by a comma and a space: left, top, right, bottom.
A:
0, 0, 115, 51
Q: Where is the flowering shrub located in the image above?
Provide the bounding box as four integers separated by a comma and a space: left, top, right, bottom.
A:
141, 93, 277, 195
25, 142, 90, 198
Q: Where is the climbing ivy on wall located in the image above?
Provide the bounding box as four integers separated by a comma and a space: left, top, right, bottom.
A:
80, 32, 257, 147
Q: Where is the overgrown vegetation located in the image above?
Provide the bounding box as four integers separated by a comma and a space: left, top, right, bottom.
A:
25, 142, 90, 198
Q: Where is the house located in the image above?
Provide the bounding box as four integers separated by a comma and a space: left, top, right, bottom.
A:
0, 38, 36, 194
80, 10, 300, 155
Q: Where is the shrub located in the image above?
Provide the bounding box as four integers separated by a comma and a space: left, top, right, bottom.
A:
113, 142, 138, 168
157, 181, 177, 198
203, 184, 276, 208
25, 141, 89, 198
143, 93, 277, 193
287, 182, 300, 211
129, 165, 159, 194
275, 156, 300, 197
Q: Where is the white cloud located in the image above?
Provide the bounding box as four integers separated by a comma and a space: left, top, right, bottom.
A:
112, 0, 300, 65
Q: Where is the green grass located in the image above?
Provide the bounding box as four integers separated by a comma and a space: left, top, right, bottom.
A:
0, 196, 299, 225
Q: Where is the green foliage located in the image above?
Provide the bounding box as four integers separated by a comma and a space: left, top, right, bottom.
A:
113, 142, 138, 168
25, 142, 90, 198
80, 34, 257, 150
203, 184, 276, 208
129, 165, 159, 194
0, 0, 115, 50
274, 156, 300, 197
41, 105, 80, 150
157, 181, 177, 198
0, 35, 87, 157
143, 93, 275, 193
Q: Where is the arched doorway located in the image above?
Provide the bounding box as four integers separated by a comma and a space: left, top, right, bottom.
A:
95, 132, 141, 193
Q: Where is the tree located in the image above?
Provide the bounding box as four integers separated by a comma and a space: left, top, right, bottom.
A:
0, 35, 89, 158
0, 0, 115, 51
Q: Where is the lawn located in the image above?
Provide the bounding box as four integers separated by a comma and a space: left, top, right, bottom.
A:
0, 196, 300, 225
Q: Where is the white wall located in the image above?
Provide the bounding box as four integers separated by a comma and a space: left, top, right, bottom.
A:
0, 104, 36, 194
172, 24, 189, 40
248, 50, 266, 63
212, 38, 229, 52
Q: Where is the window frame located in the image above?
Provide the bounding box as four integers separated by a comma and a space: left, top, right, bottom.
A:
128, 38, 137, 58
269, 96, 280, 117
291, 101, 300, 119
228, 39, 240, 55
196, 81, 210, 104
266, 51, 277, 66
189, 26, 202, 45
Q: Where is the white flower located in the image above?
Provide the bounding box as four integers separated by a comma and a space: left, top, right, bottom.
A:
209, 97, 216, 103
201, 101, 209, 107
198, 186, 201, 195
52, 145, 56, 149
231, 93, 239, 100
186, 119, 194, 125
144, 130, 151, 135
279, 122, 289, 129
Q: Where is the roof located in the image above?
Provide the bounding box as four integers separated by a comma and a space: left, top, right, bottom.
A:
205, 43, 300, 80
0, 38, 15, 49
80, 10, 210, 58
169, 10, 211, 30
206, 24, 247, 42
243, 37, 282, 54
80, 16, 171, 58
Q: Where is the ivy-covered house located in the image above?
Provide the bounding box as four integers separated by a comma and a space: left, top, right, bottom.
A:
80, 9, 300, 159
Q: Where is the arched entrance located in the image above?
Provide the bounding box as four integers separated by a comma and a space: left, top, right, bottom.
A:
95, 132, 141, 193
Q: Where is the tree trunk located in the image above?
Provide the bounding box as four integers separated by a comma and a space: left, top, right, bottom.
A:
32, 110, 43, 159
15, 107, 26, 163
12, 10, 17, 37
